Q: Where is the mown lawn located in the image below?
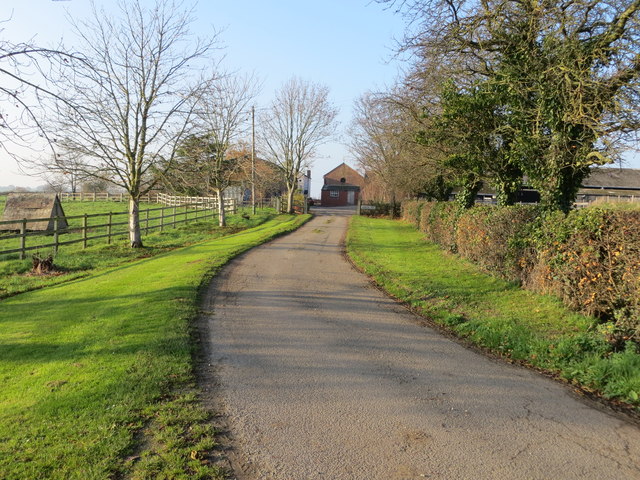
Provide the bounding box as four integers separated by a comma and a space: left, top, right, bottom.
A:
347, 216, 640, 409
0, 214, 310, 480
0, 198, 228, 259
0, 204, 274, 299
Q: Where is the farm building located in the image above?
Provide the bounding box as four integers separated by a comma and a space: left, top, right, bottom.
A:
460, 167, 640, 205
321, 163, 366, 207
577, 167, 640, 203
0, 193, 68, 232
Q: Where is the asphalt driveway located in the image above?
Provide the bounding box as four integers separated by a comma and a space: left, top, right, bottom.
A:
199, 207, 640, 480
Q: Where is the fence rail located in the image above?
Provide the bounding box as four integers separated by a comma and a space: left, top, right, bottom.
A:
157, 192, 220, 207
0, 201, 232, 259
59, 192, 159, 202
58, 192, 243, 206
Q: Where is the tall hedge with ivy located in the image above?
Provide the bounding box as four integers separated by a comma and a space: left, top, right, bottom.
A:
402, 200, 640, 342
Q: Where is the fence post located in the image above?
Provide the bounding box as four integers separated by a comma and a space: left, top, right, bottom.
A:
53, 216, 59, 254
83, 214, 88, 249
20, 218, 26, 260
145, 209, 149, 235
160, 206, 165, 232
173, 206, 177, 228
107, 212, 112, 244
184, 204, 188, 223
356, 199, 362, 216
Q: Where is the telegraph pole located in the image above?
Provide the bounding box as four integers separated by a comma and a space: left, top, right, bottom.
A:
251, 105, 256, 215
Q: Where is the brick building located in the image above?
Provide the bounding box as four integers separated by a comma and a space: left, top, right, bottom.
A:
320, 163, 365, 207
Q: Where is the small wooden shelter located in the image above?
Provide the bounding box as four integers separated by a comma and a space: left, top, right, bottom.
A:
0, 193, 68, 232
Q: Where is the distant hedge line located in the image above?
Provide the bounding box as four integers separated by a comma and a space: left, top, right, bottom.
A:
402, 200, 640, 344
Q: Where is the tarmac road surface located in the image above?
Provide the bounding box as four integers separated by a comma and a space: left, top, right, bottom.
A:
199, 206, 640, 480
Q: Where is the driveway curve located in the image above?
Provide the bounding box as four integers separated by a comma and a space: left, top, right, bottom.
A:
199, 207, 640, 480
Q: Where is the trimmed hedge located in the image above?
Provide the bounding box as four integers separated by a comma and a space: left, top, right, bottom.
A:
532, 208, 640, 344
401, 200, 423, 224
403, 200, 640, 343
455, 205, 540, 284
422, 202, 461, 253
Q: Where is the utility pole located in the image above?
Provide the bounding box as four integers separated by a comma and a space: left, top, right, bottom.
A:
251, 105, 256, 215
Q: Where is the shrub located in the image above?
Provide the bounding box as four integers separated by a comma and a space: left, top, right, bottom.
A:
408, 201, 640, 342
419, 202, 435, 234
402, 200, 424, 226
363, 201, 401, 218
423, 202, 461, 252
456, 205, 541, 283
533, 208, 640, 342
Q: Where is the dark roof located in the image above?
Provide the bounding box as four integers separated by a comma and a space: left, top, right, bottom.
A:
581, 167, 640, 190
324, 178, 360, 187
321, 184, 361, 191
470, 167, 640, 197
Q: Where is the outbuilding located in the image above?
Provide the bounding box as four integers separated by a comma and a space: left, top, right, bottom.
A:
320, 163, 366, 207
0, 193, 68, 232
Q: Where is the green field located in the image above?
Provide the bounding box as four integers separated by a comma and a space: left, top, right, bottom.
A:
0, 213, 310, 479
0, 198, 271, 300
347, 216, 640, 409
0, 198, 215, 259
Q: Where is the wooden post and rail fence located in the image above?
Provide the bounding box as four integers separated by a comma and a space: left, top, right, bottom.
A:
0, 195, 239, 260
59, 192, 157, 202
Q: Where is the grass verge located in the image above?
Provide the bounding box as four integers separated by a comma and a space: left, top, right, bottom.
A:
346, 216, 640, 411
0, 207, 275, 299
0, 213, 311, 480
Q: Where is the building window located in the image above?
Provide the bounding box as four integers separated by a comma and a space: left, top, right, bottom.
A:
330, 190, 339, 197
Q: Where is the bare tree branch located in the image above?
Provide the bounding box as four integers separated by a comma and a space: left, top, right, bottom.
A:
259, 77, 338, 213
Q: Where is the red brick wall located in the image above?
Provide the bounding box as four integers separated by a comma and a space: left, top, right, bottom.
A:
320, 190, 360, 206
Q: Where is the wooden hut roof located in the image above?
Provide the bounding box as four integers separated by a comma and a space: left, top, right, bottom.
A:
0, 193, 68, 231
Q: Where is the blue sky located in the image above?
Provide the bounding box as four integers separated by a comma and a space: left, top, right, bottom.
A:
1, 0, 407, 196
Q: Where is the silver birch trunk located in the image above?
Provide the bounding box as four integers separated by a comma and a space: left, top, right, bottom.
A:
129, 196, 143, 247
286, 186, 295, 214
216, 188, 226, 227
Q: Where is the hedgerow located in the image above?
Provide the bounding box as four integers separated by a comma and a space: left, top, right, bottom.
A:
421, 201, 460, 252
455, 205, 540, 283
402, 200, 640, 343
401, 200, 423, 225
531, 208, 640, 344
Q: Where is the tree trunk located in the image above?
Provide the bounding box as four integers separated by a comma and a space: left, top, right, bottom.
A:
537, 162, 590, 213
129, 196, 143, 248
495, 180, 521, 206
286, 186, 295, 214
216, 188, 226, 227
457, 174, 483, 209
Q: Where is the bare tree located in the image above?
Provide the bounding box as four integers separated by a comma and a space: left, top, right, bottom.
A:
193, 73, 259, 226
260, 77, 338, 213
41, 0, 218, 247
349, 90, 448, 202
0, 18, 78, 156
40, 149, 91, 193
